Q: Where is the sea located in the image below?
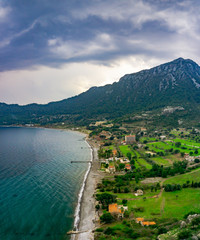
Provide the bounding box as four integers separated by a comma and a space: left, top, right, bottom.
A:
0, 127, 91, 240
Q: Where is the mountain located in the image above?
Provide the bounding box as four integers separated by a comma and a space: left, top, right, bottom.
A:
1, 57, 200, 125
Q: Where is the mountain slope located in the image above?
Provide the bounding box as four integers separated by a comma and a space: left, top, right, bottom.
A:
1, 57, 200, 124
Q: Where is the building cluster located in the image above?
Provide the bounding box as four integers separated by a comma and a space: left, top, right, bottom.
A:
101, 153, 131, 174
136, 218, 156, 226
108, 203, 128, 218
134, 189, 143, 196
185, 153, 200, 162
125, 135, 136, 144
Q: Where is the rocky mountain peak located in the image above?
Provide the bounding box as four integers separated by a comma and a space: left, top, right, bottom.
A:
1, 57, 200, 124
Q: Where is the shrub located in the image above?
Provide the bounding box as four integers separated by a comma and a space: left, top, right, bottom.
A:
194, 149, 199, 154
104, 227, 115, 235
178, 230, 192, 239
184, 211, 199, 219
134, 207, 144, 212
158, 227, 167, 234
96, 228, 104, 232
124, 210, 129, 218
174, 149, 180, 154
191, 216, 200, 226
175, 142, 181, 147
124, 187, 129, 193
100, 213, 113, 223
122, 199, 128, 205
189, 151, 193, 156
95, 204, 100, 210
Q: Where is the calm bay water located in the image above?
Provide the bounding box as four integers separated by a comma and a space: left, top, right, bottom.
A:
0, 127, 90, 240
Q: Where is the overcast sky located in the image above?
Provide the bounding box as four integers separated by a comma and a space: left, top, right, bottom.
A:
0, 0, 200, 105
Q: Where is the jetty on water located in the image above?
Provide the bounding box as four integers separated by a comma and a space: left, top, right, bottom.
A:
71, 161, 92, 163
67, 230, 88, 235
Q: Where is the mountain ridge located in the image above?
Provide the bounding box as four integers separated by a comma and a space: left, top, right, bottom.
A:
1, 57, 200, 125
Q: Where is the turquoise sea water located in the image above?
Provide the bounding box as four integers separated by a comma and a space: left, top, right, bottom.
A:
0, 127, 90, 240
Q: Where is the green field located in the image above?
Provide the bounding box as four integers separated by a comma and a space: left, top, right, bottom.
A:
137, 157, 152, 169
128, 188, 200, 220
170, 129, 190, 136
152, 157, 171, 166
164, 168, 200, 185
173, 138, 200, 148
147, 139, 200, 158
104, 145, 114, 150
115, 190, 158, 200
140, 137, 158, 143
147, 142, 172, 152
119, 145, 152, 169
119, 145, 139, 169
119, 145, 134, 156
133, 150, 152, 169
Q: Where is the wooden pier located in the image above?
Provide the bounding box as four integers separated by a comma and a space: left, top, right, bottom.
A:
71, 161, 92, 163
67, 230, 88, 235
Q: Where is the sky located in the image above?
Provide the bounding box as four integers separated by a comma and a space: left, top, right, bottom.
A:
0, 0, 200, 105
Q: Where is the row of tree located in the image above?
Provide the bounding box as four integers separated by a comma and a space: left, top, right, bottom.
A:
164, 181, 200, 192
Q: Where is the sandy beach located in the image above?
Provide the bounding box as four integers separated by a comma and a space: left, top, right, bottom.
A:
74, 138, 103, 240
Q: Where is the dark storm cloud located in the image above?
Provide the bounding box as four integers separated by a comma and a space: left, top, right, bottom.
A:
0, 0, 200, 71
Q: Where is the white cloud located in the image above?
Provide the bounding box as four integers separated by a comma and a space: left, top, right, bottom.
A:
48, 33, 116, 59
71, 0, 200, 38
0, 3, 10, 22
71, 0, 154, 29
0, 57, 152, 105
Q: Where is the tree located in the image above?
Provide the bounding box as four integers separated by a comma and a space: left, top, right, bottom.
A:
180, 152, 185, 157
122, 199, 128, 205
169, 148, 173, 152
191, 216, 200, 226
95, 204, 100, 210
135, 175, 139, 183
124, 187, 129, 193
104, 227, 114, 235
156, 182, 161, 189
189, 151, 193, 156
100, 213, 113, 223
96, 193, 117, 208
175, 142, 181, 148
158, 227, 167, 234
105, 163, 109, 168
126, 152, 132, 160
194, 149, 199, 154
178, 230, 192, 239
124, 210, 129, 218
119, 163, 125, 170
130, 159, 135, 165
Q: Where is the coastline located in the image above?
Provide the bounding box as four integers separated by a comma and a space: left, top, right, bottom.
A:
72, 138, 102, 240
72, 137, 93, 233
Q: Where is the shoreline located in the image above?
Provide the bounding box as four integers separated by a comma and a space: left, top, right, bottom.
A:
73, 138, 103, 240
72, 137, 93, 233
